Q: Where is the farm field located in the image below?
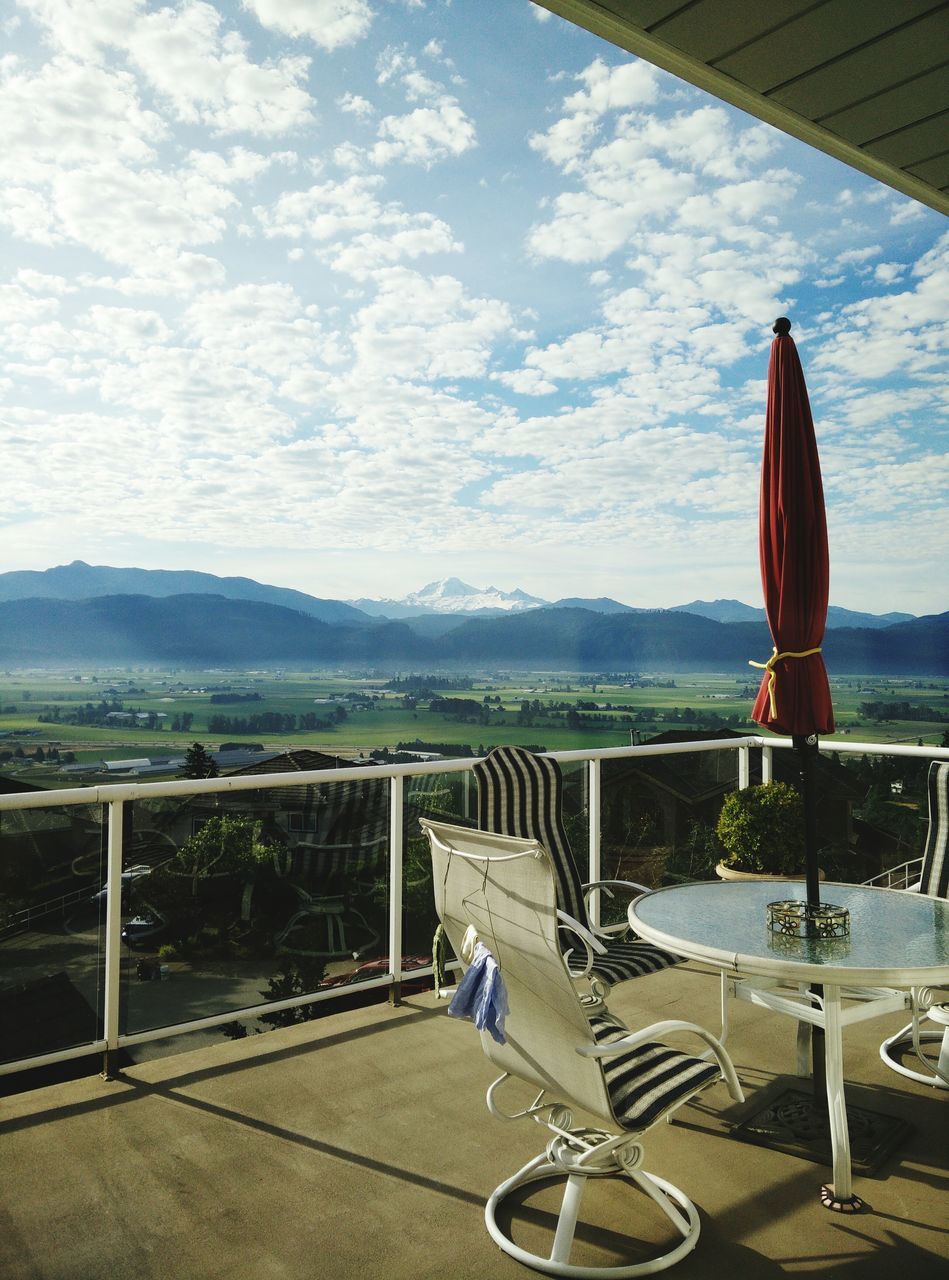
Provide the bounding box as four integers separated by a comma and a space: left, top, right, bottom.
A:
1, 665, 942, 783
1, 667, 946, 789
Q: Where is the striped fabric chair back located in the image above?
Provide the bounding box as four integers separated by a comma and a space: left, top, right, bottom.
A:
474, 745, 588, 929
920, 760, 949, 899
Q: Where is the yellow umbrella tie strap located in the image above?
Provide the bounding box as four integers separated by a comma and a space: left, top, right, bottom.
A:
749, 646, 823, 719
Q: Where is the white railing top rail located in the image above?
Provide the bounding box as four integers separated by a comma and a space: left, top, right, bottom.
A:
0, 734, 945, 814
0, 735, 758, 812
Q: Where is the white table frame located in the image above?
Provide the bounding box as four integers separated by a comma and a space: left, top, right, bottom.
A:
629, 880, 949, 1207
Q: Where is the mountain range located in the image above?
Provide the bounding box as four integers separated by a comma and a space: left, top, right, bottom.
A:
0, 563, 942, 673
1, 562, 915, 628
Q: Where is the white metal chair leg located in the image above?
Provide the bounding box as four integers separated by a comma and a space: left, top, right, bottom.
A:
550, 1174, 585, 1265
483, 1145, 701, 1277
880, 1003, 949, 1088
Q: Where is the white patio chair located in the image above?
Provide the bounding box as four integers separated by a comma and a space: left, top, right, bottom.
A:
421, 816, 742, 1278
874, 760, 949, 1088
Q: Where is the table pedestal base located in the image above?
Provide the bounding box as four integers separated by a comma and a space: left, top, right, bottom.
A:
731, 1078, 910, 1205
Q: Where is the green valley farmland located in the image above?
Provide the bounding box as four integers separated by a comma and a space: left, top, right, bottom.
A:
1, 668, 946, 788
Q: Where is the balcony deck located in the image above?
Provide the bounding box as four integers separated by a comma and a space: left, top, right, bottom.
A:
2, 962, 946, 1280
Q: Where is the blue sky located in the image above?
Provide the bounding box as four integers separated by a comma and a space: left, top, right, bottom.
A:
1, 0, 946, 615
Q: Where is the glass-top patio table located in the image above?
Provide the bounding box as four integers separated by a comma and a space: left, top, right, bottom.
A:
630, 880, 949, 1210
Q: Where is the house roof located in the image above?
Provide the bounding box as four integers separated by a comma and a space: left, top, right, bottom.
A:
217, 749, 381, 811
0, 774, 44, 795
220, 749, 370, 777
534, 1, 949, 215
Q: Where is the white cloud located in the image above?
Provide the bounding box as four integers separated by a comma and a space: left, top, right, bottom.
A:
255, 174, 461, 277
338, 91, 374, 118
20, 0, 316, 137
367, 100, 476, 167
15, 0, 144, 61
347, 267, 514, 382
0, 54, 165, 174
336, 42, 476, 169
125, 2, 314, 136
244, 0, 373, 50
529, 58, 659, 172
492, 367, 558, 395
184, 282, 331, 382
835, 245, 880, 266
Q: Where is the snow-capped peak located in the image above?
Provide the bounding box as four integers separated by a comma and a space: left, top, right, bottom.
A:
347, 578, 549, 617
404, 579, 547, 613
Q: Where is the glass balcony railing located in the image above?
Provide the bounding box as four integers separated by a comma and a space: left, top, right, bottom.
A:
1, 734, 945, 1079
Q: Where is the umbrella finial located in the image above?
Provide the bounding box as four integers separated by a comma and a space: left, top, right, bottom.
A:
773, 317, 792, 336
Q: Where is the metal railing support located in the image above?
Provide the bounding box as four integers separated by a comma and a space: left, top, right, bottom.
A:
388, 774, 404, 1005
761, 745, 773, 784
101, 800, 124, 1078
738, 744, 750, 790
587, 758, 602, 928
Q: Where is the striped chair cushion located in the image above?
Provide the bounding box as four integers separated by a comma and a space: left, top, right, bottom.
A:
475, 746, 682, 979
921, 761, 949, 900
590, 939, 684, 985
589, 1013, 720, 1132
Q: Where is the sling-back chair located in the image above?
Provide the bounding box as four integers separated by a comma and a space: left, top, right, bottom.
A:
876, 760, 949, 1087
422, 815, 742, 1278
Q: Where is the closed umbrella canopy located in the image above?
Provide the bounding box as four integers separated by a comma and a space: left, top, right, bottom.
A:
751, 317, 834, 907
751, 318, 834, 739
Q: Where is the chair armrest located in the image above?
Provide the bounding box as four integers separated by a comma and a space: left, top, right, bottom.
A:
582, 879, 650, 937
576, 1018, 744, 1103
583, 878, 651, 897
556, 909, 608, 956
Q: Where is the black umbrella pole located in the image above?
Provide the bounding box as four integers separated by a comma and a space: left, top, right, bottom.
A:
793, 733, 822, 907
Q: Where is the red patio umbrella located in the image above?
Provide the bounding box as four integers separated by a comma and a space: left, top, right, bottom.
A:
750, 317, 834, 907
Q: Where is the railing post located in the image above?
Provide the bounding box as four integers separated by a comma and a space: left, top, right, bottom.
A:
101, 799, 124, 1078
388, 774, 404, 1005
588, 758, 602, 928
738, 744, 750, 790
761, 744, 773, 784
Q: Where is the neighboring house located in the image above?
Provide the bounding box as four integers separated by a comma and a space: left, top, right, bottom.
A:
0, 774, 102, 906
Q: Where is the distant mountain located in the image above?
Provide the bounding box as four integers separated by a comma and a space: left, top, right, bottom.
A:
824, 605, 915, 630
670, 598, 915, 630
349, 577, 547, 617
0, 594, 944, 673
550, 597, 643, 614
0, 561, 371, 626
0, 595, 424, 665
670, 599, 762, 623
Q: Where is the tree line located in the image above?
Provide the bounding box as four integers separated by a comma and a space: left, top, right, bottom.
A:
207, 707, 346, 735
859, 700, 947, 723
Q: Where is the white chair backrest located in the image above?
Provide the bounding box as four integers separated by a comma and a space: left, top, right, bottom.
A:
422, 817, 613, 1124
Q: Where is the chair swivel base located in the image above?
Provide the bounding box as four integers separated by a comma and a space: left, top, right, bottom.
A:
880, 1005, 949, 1089
484, 1133, 700, 1278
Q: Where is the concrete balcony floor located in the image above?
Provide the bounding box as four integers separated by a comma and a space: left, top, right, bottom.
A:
2, 963, 946, 1280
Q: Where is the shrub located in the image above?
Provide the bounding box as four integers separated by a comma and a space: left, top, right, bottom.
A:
715, 782, 803, 875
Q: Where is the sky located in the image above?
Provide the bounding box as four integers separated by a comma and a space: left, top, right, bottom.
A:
1, 0, 947, 617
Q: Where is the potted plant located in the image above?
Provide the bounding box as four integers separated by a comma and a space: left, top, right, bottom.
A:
714, 781, 809, 880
